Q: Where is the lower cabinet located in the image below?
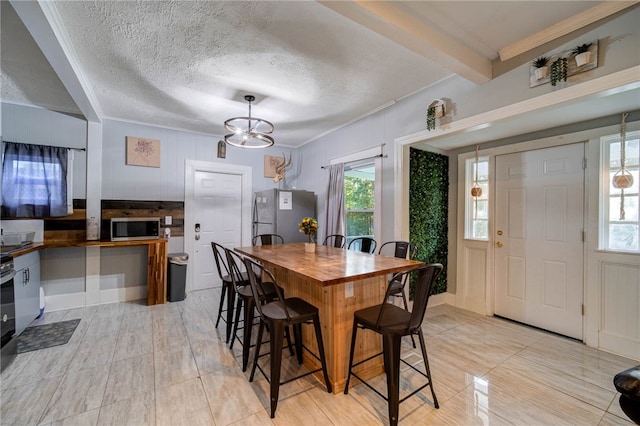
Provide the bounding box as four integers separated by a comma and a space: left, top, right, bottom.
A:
14, 251, 41, 335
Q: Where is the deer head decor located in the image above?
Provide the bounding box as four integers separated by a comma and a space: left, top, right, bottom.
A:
273, 153, 292, 183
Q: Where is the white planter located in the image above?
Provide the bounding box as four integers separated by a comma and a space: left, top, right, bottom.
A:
433, 104, 445, 119
534, 66, 548, 80
575, 51, 591, 67
304, 243, 316, 253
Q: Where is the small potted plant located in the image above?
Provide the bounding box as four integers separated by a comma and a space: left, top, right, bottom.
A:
550, 56, 568, 87
572, 43, 592, 66
426, 99, 445, 131
299, 217, 318, 252
532, 56, 549, 79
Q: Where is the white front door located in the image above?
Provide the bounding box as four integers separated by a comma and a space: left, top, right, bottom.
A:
191, 170, 243, 292
494, 143, 585, 339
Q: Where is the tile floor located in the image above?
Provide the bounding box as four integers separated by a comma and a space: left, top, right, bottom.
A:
0, 289, 637, 425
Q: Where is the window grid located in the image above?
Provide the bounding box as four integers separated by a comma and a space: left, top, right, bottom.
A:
466, 157, 490, 240
602, 131, 640, 252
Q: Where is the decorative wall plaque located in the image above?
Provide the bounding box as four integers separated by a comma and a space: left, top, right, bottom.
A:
126, 136, 160, 167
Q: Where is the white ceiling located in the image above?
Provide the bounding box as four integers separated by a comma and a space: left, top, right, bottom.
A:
1, 1, 635, 148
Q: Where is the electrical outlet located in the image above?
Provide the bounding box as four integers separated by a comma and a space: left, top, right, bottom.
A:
345, 282, 354, 298
165, 216, 172, 225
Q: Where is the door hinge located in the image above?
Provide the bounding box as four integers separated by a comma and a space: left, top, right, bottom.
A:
582, 304, 585, 316
582, 158, 587, 169
582, 230, 586, 242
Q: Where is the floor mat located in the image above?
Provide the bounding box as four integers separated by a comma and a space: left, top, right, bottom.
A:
17, 319, 81, 353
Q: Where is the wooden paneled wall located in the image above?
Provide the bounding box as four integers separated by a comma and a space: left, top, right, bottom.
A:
44, 199, 87, 242
100, 200, 184, 240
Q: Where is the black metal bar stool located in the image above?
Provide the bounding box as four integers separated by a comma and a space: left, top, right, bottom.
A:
252, 234, 284, 246
344, 264, 443, 426
211, 242, 240, 343
225, 248, 293, 371
347, 237, 377, 254
244, 257, 332, 418
323, 234, 346, 248
378, 240, 419, 348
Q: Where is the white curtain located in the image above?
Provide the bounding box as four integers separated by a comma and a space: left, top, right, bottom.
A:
324, 164, 345, 241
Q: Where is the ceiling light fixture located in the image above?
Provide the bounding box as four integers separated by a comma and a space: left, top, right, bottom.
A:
224, 95, 274, 149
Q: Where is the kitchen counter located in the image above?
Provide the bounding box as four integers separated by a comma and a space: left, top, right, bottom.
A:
2, 239, 168, 305
1, 242, 45, 258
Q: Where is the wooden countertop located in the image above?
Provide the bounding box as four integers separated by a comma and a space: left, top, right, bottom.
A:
4, 239, 168, 258
236, 242, 423, 286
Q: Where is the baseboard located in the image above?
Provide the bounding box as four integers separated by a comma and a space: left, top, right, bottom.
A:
429, 292, 455, 307
99, 286, 146, 304
42, 286, 147, 312
44, 292, 86, 312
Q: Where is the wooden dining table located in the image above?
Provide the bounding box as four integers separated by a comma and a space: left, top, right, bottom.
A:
235, 242, 423, 393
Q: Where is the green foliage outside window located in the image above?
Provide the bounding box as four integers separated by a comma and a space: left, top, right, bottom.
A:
345, 176, 374, 237
409, 148, 449, 296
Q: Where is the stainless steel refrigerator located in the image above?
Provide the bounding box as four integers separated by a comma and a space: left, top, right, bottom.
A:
252, 189, 316, 243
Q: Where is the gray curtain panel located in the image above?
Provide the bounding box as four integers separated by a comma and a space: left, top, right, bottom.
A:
2, 141, 68, 217
324, 163, 345, 241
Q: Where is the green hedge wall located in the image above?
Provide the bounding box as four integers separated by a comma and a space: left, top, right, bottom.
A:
409, 148, 448, 295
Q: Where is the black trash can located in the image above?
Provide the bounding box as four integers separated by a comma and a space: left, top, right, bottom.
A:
167, 253, 188, 302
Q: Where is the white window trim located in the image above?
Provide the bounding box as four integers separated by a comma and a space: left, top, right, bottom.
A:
464, 156, 490, 240
599, 130, 640, 254
332, 146, 383, 245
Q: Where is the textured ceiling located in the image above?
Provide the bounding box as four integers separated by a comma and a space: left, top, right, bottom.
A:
1, 1, 619, 147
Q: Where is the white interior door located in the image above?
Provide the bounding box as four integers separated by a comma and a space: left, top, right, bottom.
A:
192, 171, 243, 292
494, 143, 585, 339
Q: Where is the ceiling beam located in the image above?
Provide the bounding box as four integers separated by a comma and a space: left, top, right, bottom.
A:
10, 0, 102, 122
320, 1, 492, 85
499, 1, 639, 61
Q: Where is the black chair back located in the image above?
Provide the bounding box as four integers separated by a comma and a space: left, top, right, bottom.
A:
212, 242, 231, 281
243, 257, 289, 320
225, 249, 249, 292
323, 234, 346, 248
376, 264, 443, 332
348, 237, 377, 254
252, 234, 284, 246
378, 241, 418, 260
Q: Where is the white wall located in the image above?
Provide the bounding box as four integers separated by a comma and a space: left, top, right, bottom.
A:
298, 6, 640, 296
3, 6, 639, 313
101, 119, 298, 201
1, 103, 87, 197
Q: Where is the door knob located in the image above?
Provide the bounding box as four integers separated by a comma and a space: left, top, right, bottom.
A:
496, 241, 504, 248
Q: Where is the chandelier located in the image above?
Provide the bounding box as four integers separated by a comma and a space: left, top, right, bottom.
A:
224, 95, 274, 148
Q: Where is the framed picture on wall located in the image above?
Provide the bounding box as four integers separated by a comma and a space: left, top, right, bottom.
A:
264, 155, 280, 178
126, 136, 161, 167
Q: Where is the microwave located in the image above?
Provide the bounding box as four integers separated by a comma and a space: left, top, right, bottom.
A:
110, 217, 160, 241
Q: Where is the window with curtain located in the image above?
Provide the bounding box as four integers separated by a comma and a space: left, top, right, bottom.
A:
1, 142, 71, 217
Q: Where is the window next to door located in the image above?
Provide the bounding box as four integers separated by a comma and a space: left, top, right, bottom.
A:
601, 130, 640, 252
465, 156, 490, 240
